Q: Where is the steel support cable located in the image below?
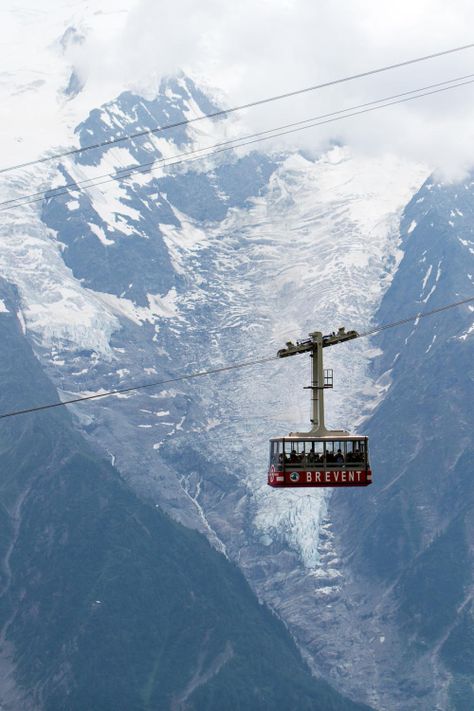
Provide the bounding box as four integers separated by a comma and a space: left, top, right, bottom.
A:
357, 296, 474, 338
3, 74, 474, 213
1, 41, 474, 175
3, 71, 474, 209
0, 356, 277, 420
0, 296, 472, 421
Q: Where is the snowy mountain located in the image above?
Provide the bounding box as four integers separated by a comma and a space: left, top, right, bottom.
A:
0, 277, 373, 711
327, 175, 474, 709
1, 8, 473, 709
3, 75, 424, 558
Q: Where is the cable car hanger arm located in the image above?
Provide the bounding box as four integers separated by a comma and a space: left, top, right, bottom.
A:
277, 327, 358, 358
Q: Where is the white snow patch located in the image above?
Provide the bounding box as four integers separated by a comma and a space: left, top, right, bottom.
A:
425, 334, 437, 353
421, 264, 433, 291
422, 283, 437, 303
0, 200, 122, 354
88, 222, 115, 246
93, 287, 179, 326
459, 323, 474, 341
160, 207, 209, 274
458, 237, 474, 255
147, 290, 179, 319
63, 158, 142, 237
179, 476, 228, 557
17, 310, 26, 334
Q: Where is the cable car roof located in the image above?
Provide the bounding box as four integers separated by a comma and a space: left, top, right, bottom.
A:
269, 434, 368, 442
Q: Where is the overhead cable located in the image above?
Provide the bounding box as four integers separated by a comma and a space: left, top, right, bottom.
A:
358, 296, 474, 337
0, 356, 277, 420
2, 41, 474, 175
3, 73, 474, 212
0, 296, 472, 421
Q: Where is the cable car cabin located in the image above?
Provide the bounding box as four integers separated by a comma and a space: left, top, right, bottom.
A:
269, 328, 373, 489
268, 436, 371, 488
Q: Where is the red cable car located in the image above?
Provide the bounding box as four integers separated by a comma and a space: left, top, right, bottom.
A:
268, 328, 372, 488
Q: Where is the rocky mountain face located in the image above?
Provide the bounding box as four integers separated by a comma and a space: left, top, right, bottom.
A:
327, 176, 474, 710
1, 70, 473, 710
0, 280, 371, 710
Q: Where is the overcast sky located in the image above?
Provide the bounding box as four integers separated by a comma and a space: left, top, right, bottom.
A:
3, 0, 474, 178
75, 0, 474, 179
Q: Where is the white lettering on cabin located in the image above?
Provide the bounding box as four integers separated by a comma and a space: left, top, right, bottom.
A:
298, 470, 367, 484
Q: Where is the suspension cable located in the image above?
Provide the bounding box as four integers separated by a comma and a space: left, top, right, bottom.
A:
0, 296, 471, 421
3, 73, 474, 213
358, 296, 474, 337
1, 41, 474, 175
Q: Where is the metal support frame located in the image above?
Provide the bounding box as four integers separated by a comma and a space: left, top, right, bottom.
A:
277, 327, 359, 437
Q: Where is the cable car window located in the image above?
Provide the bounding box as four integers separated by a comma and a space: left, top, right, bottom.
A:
324, 442, 335, 463
312, 441, 324, 457
323, 441, 344, 464
346, 441, 355, 462
357, 440, 366, 460
288, 445, 301, 466
310, 441, 324, 464
346, 440, 365, 463
335, 442, 345, 464
270, 441, 280, 464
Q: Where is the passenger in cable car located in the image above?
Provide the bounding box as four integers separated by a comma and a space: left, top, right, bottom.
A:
289, 449, 299, 464
336, 449, 344, 464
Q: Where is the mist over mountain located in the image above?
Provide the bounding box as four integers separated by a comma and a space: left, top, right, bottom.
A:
0, 22, 473, 711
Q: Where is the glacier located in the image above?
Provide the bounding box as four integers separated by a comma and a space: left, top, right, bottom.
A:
0, 61, 429, 703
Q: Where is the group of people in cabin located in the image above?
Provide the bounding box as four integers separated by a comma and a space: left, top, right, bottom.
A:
278, 446, 365, 467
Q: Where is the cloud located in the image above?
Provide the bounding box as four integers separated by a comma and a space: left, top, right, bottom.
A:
75, 0, 474, 179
